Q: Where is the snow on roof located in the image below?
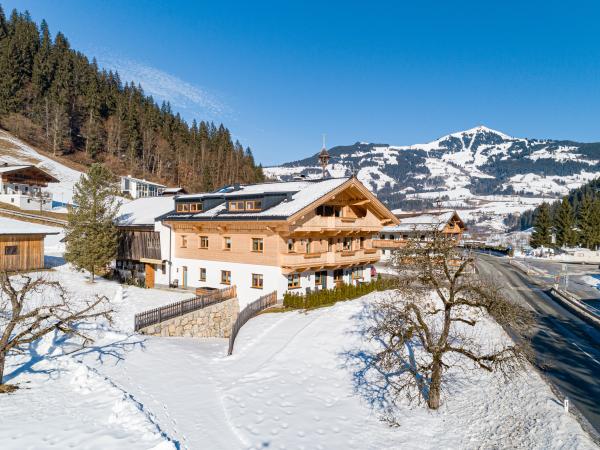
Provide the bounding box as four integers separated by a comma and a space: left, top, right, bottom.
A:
383, 211, 458, 233
0, 216, 60, 235
121, 175, 166, 188
175, 177, 350, 220
115, 196, 176, 226
0, 164, 31, 173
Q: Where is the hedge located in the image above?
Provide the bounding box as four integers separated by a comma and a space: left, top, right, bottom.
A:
282, 277, 398, 310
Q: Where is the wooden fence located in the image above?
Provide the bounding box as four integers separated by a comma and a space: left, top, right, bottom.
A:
227, 291, 277, 355
134, 285, 237, 331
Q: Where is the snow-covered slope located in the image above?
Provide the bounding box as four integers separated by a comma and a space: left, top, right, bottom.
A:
265, 126, 600, 210
0, 129, 84, 205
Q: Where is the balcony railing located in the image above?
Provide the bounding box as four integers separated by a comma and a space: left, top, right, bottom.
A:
281, 248, 380, 272
372, 239, 407, 249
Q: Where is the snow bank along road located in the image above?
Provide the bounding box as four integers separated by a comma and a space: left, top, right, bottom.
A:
477, 254, 600, 438
0, 264, 596, 449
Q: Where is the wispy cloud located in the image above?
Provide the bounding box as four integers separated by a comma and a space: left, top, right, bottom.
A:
92, 51, 229, 122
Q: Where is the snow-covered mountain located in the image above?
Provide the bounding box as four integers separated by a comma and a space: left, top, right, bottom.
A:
265, 126, 600, 211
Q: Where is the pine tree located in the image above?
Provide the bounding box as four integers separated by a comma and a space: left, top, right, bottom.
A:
577, 195, 595, 249
64, 164, 120, 282
555, 197, 577, 247
530, 202, 552, 248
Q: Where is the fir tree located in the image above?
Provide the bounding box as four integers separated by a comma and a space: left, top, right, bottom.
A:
530, 202, 552, 248
64, 164, 120, 282
555, 197, 577, 247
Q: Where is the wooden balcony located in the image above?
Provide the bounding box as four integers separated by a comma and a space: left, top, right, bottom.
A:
280, 248, 380, 274
372, 239, 407, 249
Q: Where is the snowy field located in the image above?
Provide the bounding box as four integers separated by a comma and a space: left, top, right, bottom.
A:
0, 255, 596, 449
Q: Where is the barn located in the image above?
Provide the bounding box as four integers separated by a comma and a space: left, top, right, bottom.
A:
0, 222, 58, 271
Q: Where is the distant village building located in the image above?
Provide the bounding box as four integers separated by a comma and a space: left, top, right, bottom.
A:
114, 177, 398, 301
0, 224, 58, 271
374, 211, 466, 261
0, 164, 59, 211
120, 175, 166, 199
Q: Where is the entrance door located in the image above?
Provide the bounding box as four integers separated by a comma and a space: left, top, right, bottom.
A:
145, 263, 155, 289
182, 266, 188, 288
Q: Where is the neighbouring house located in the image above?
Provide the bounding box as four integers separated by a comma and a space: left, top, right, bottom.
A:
120, 175, 166, 199
373, 210, 466, 261
114, 196, 177, 288
154, 176, 399, 303
0, 223, 58, 271
161, 187, 187, 196
0, 164, 59, 211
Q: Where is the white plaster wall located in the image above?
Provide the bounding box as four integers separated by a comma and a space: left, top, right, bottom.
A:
0, 193, 51, 211
154, 221, 173, 286
170, 257, 287, 308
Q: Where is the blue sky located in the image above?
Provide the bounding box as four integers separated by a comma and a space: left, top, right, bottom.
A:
3, 1, 600, 165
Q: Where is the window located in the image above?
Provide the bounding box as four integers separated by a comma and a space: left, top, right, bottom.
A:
199, 268, 206, 281
221, 270, 231, 284
161, 263, 166, 275
359, 237, 365, 249
229, 200, 245, 211
287, 239, 295, 253
352, 267, 363, 280
343, 237, 352, 251
315, 270, 327, 287
287, 273, 300, 289
252, 238, 264, 252
4, 245, 18, 255
176, 203, 190, 213
315, 205, 341, 217
190, 203, 203, 212
246, 200, 262, 211
181, 235, 188, 248
328, 238, 333, 252
199, 236, 209, 249
306, 238, 312, 254
251, 273, 263, 289
223, 236, 232, 250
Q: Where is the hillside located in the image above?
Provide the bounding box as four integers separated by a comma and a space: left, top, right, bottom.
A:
0, 7, 264, 192
265, 126, 600, 210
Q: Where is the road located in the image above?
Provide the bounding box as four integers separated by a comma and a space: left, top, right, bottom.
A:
477, 254, 600, 437
518, 258, 600, 315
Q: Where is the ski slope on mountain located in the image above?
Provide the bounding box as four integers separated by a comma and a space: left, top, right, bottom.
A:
0, 129, 83, 205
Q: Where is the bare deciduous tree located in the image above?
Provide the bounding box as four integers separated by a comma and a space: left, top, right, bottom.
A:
353, 227, 532, 413
0, 273, 113, 391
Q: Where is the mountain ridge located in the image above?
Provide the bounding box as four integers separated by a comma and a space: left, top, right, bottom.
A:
265, 126, 600, 210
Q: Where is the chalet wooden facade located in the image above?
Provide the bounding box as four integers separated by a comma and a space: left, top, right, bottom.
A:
0, 164, 59, 211
155, 177, 399, 302
373, 211, 466, 260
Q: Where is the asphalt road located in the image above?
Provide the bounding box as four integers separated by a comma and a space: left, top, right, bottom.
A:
518, 258, 600, 315
477, 254, 600, 438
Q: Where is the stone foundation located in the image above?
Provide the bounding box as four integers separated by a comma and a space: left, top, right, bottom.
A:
140, 297, 240, 338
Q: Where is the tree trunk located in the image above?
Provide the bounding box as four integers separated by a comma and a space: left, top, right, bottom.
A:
428, 356, 442, 409
91, 267, 95, 283
0, 351, 5, 385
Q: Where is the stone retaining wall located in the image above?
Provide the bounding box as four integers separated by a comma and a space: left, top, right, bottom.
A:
139, 297, 240, 338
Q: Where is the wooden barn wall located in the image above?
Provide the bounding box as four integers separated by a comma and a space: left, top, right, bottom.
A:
0, 235, 45, 271
118, 231, 161, 261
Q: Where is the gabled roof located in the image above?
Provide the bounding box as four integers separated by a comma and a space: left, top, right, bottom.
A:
0, 217, 60, 236
383, 211, 464, 233
115, 196, 177, 227
162, 177, 399, 223
0, 164, 59, 183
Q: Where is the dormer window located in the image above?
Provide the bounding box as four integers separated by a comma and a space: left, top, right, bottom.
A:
176, 202, 202, 213
228, 199, 262, 212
